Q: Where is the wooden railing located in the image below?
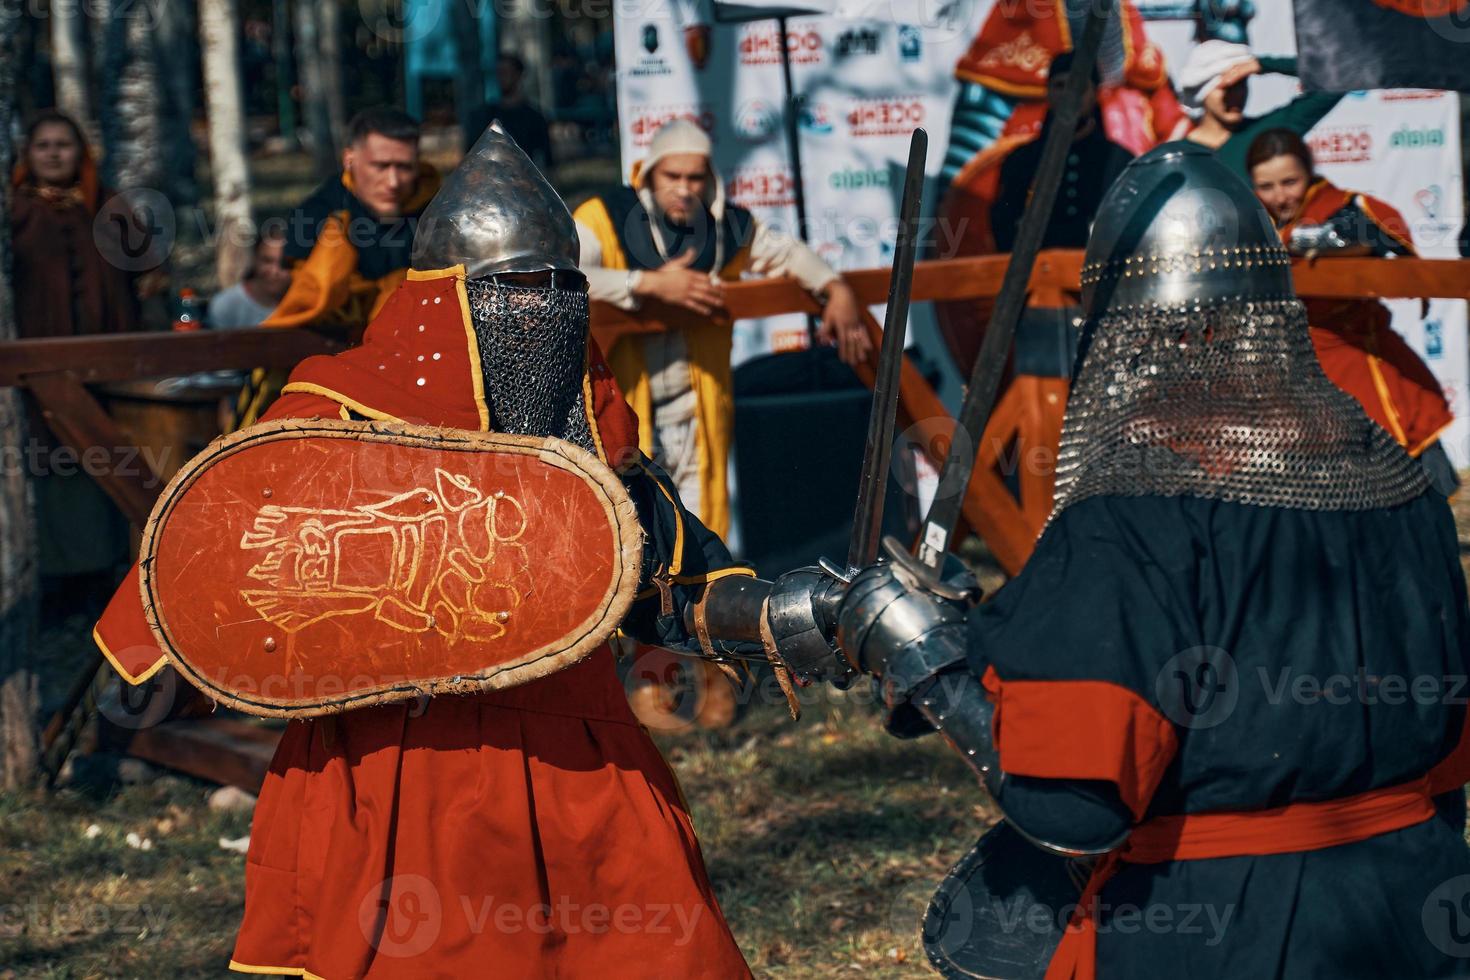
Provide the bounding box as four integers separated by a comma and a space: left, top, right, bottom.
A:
5, 252, 1467, 788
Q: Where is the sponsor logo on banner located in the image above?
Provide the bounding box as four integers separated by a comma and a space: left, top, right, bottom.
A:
628, 105, 715, 148
1390, 125, 1446, 149
736, 100, 782, 142
835, 27, 880, 58
1412, 184, 1457, 245
728, 167, 797, 209
1381, 91, 1447, 101
846, 98, 925, 138
770, 328, 810, 353
1425, 317, 1445, 360
629, 23, 673, 77
1417, 184, 1444, 220
1308, 126, 1373, 165
828, 167, 891, 191
799, 101, 834, 135
740, 23, 822, 66
898, 25, 923, 62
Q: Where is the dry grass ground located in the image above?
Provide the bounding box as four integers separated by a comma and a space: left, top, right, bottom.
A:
0, 686, 988, 978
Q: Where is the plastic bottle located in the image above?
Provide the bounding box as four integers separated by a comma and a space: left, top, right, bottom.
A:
173, 288, 204, 331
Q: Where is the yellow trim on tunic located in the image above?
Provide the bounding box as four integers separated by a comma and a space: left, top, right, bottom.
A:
1408, 419, 1454, 459
227, 959, 328, 979
278, 382, 405, 423
93, 626, 166, 686
1365, 354, 1410, 447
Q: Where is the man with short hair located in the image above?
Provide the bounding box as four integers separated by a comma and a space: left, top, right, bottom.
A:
264, 106, 441, 331
238, 107, 442, 425
573, 118, 868, 540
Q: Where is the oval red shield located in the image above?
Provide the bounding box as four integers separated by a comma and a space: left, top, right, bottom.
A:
139, 419, 642, 717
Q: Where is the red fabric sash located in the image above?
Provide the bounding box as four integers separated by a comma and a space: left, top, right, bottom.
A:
1044, 776, 1436, 980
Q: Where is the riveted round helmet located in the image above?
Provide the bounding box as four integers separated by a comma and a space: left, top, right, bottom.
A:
1080, 141, 1294, 317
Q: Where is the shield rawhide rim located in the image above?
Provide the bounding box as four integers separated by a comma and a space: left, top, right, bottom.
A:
137, 419, 643, 718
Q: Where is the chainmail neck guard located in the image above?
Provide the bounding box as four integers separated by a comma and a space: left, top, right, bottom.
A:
464, 277, 596, 452
1050, 298, 1429, 517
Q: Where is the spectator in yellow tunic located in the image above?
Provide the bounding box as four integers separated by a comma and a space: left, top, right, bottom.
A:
573, 119, 868, 540
238, 107, 440, 424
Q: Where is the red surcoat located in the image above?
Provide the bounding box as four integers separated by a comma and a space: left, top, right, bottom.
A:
94, 268, 753, 979
1282, 180, 1453, 457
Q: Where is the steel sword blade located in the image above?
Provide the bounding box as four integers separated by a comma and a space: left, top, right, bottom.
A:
846, 127, 928, 573
913, 0, 1116, 573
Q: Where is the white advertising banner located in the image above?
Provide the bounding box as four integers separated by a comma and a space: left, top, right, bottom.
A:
613, 0, 1467, 459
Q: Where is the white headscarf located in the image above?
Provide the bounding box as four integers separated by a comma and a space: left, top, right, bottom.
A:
1178, 40, 1255, 111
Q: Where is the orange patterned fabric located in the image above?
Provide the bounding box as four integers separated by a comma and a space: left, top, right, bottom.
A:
955, 1, 1169, 96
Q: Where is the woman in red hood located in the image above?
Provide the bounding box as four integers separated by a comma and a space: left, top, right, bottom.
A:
1248, 128, 1455, 489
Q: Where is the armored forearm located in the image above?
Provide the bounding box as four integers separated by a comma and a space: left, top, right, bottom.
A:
683, 568, 851, 682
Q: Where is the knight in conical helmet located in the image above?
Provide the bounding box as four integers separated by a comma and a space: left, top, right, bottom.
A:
825, 143, 1470, 979
93, 125, 770, 976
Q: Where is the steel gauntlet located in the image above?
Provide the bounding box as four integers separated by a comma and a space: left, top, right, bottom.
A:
836, 557, 1000, 784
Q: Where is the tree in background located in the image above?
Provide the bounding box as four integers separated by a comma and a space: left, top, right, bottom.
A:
201, 0, 256, 288
319, 0, 348, 152
49, 0, 91, 130
95, 0, 165, 194
156, 0, 201, 208
294, 0, 340, 178
0, 0, 41, 790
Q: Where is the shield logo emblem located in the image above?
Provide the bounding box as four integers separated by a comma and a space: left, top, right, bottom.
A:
139, 419, 643, 717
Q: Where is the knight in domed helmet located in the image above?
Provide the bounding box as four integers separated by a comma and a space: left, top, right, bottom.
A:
827, 142, 1470, 980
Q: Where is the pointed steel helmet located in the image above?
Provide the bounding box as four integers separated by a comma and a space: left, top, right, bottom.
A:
411, 123, 580, 278
1080, 141, 1294, 317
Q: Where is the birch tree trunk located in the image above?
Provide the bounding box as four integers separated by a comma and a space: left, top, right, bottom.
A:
96, 0, 165, 193
0, 0, 41, 791
155, 0, 199, 207
50, 0, 91, 128
319, 0, 347, 152
201, 0, 254, 288
294, 0, 338, 179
